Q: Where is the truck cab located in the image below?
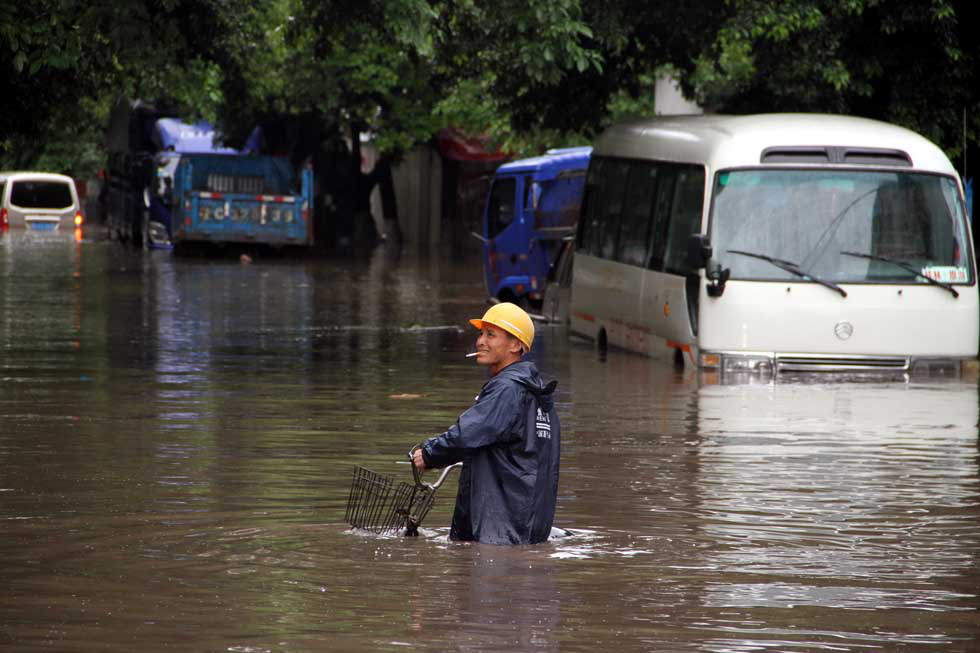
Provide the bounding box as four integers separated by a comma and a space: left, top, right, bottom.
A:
480, 147, 591, 308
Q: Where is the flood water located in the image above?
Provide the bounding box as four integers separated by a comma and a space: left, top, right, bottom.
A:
1, 229, 979, 652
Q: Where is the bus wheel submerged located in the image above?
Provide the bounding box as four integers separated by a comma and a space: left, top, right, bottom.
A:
673, 347, 685, 369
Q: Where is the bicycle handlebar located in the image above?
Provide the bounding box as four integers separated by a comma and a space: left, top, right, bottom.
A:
409, 445, 462, 491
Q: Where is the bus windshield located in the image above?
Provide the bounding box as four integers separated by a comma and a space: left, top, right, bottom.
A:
709, 169, 972, 285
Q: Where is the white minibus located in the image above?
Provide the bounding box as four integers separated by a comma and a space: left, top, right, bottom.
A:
570, 114, 978, 376
0, 171, 83, 231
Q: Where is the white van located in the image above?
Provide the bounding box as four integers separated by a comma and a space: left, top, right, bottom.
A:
0, 171, 83, 231
571, 114, 978, 376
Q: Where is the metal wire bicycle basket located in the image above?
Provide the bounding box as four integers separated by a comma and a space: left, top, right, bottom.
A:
345, 447, 461, 537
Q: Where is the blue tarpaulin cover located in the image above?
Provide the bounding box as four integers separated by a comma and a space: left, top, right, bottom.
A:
153, 119, 239, 155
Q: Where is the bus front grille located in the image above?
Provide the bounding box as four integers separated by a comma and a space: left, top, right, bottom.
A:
776, 355, 910, 373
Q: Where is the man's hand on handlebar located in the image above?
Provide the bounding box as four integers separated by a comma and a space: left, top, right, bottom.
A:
412, 447, 426, 471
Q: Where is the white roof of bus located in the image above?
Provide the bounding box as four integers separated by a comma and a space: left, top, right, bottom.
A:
592, 113, 956, 176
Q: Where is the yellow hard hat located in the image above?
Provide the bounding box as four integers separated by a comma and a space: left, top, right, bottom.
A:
469, 302, 534, 352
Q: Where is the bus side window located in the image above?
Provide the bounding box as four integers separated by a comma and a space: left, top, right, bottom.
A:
646, 165, 677, 270
577, 159, 604, 255
487, 177, 517, 239
615, 163, 658, 267
663, 166, 707, 274
598, 161, 630, 260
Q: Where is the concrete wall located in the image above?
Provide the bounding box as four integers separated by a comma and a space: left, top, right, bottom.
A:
392, 146, 443, 246
655, 76, 703, 115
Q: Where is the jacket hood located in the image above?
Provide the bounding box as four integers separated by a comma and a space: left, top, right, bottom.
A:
496, 360, 557, 411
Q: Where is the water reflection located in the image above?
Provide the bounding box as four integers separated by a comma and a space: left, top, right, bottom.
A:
402, 544, 564, 651
694, 380, 980, 649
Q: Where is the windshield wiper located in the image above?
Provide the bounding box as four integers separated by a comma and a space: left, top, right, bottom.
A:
728, 249, 848, 298
799, 186, 880, 270
840, 251, 959, 298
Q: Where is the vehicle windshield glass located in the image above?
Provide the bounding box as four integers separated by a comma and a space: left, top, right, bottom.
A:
10, 180, 74, 209
709, 169, 972, 284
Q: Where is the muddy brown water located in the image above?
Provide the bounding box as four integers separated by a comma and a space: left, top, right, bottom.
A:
1, 230, 978, 652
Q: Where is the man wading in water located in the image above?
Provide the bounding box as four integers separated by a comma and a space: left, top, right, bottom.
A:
412, 302, 560, 544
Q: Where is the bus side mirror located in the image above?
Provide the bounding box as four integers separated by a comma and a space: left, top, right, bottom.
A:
706, 265, 730, 298
689, 233, 729, 297
687, 234, 712, 269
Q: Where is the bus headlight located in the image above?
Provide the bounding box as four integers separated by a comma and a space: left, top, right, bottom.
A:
700, 352, 775, 379
722, 355, 774, 374
700, 352, 775, 373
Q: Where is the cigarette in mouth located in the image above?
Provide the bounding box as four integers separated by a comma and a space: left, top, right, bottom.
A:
465, 352, 479, 358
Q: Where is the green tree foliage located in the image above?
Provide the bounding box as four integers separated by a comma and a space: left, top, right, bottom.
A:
202, 0, 603, 157
682, 0, 979, 164
3, 0, 980, 179
481, 0, 979, 165
1, 1, 111, 173
495, 1, 722, 136
0, 0, 235, 175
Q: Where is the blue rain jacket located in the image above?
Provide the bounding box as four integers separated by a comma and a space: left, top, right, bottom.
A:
421, 360, 560, 545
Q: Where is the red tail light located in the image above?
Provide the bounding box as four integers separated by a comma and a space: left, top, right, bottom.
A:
1, 207, 7, 229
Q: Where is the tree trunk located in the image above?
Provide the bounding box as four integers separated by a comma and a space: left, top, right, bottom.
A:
375, 157, 402, 243
349, 122, 379, 244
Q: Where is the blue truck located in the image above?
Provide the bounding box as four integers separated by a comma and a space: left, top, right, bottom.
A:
170, 147, 314, 248
105, 104, 314, 249
477, 146, 591, 308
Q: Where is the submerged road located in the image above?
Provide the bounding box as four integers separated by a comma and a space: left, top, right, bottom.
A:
1, 229, 979, 652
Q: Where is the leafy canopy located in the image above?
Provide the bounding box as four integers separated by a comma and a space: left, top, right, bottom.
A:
2, 0, 979, 176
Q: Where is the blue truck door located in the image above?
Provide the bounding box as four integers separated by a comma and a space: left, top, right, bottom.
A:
525, 175, 552, 302
483, 175, 521, 299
